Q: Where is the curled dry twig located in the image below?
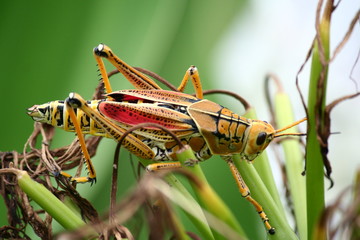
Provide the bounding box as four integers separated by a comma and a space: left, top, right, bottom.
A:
295, 0, 360, 185
56, 169, 204, 240
110, 122, 186, 218
315, 168, 360, 239
0, 69, 106, 239
264, 73, 284, 128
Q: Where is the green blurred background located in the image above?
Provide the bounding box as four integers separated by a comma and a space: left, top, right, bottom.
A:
0, 1, 359, 239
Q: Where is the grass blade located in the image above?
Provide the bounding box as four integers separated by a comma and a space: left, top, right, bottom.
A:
305, 1, 332, 239
274, 92, 307, 240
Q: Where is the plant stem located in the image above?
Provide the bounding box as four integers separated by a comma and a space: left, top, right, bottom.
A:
306, 1, 332, 239
16, 170, 92, 233
233, 155, 298, 240
275, 92, 307, 240
165, 174, 215, 240
177, 146, 247, 239
243, 108, 287, 220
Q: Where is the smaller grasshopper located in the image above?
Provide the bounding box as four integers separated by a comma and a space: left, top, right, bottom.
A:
28, 44, 306, 234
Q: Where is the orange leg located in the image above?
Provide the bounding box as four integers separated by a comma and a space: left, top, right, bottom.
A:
93, 44, 204, 99
146, 162, 182, 172
225, 158, 275, 235
177, 65, 203, 99
61, 100, 97, 184
93, 44, 161, 91
60, 92, 155, 184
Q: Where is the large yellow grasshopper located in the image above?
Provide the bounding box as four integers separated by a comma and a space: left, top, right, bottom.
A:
28, 44, 306, 234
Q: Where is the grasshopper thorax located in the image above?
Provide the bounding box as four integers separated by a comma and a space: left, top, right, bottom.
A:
241, 120, 275, 161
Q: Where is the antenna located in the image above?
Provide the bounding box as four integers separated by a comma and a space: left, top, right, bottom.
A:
274, 117, 307, 138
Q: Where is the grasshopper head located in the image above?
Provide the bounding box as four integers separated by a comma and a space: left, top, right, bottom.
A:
241, 117, 307, 161
27, 103, 52, 123
241, 120, 275, 161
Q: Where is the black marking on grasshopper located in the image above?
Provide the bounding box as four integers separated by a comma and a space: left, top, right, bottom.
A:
55, 104, 64, 127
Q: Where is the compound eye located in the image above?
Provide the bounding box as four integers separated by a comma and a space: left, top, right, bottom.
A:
256, 132, 267, 146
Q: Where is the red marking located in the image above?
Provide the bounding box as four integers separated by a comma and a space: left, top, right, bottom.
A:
99, 102, 187, 130
120, 95, 143, 101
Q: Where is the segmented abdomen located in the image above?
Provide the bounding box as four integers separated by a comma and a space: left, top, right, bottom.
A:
46, 100, 111, 137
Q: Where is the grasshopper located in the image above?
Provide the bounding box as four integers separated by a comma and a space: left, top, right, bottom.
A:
28, 44, 306, 234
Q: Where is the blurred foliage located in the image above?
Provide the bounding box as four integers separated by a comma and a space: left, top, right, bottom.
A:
0, 1, 269, 239
1, 1, 359, 239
